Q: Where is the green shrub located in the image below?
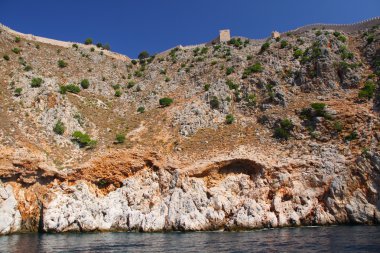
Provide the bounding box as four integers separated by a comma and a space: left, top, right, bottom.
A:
137, 106, 145, 113
204, 84, 210, 91
96, 43, 102, 48
165, 76, 170, 82
225, 114, 235, 124
358, 81, 376, 100
280, 40, 288, 48
115, 134, 125, 144
3, 54, 9, 61
134, 70, 143, 77
367, 35, 374, 44
311, 103, 327, 117
246, 93, 256, 106
138, 51, 150, 60
226, 67, 234, 75
90, 47, 95, 52
242, 63, 263, 78
80, 79, 90, 89
337, 35, 347, 43
127, 81, 135, 89
58, 60, 68, 68
84, 38, 93, 45
14, 37, 21, 43
344, 130, 358, 142
333, 121, 343, 132
31, 77, 43, 88
226, 79, 238, 90
200, 47, 208, 54
72, 44, 78, 49
228, 38, 243, 48
14, 88, 22, 96
102, 43, 110, 50
24, 65, 32, 71
261, 42, 270, 52
159, 97, 173, 107
60, 84, 81, 94
210, 96, 220, 109
293, 49, 303, 58
315, 30, 322, 36
333, 31, 341, 37
72, 131, 97, 148
339, 46, 354, 60
274, 119, 294, 140
246, 55, 253, 61
114, 90, 122, 97
53, 120, 65, 135
12, 48, 21, 54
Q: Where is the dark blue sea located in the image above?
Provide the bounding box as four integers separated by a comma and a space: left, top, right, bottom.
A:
1, 226, 380, 253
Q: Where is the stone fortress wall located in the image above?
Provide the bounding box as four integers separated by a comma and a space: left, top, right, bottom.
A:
0, 23, 130, 61
281, 16, 380, 36
2, 17, 378, 60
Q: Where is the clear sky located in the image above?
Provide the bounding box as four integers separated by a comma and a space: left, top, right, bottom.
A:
1, 0, 379, 58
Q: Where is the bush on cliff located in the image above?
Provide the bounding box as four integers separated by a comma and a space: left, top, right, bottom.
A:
72, 131, 97, 148
274, 119, 294, 140
159, 97, 173, 107
53, 120, 65, 135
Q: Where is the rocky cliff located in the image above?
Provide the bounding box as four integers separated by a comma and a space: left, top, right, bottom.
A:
0, 19, 380, 234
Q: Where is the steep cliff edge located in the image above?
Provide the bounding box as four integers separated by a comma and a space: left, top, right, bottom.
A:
0, 19, 380, 234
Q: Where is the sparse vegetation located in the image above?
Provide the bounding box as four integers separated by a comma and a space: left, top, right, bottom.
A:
210, 96, 220, 109
301, 102, 330, 120
358, 81, 376, 100
159, 97, 173, 107
226, 79, 238, 90
14, 37, 21, 43
84, 38, 93, 45
72, 131, 97, 148
31, 77, 43, 88
204, 84, 210, 91
114, 90, 122, 97
12, 48, 21, 54
260, 42, 270, 52
53, 120, 65, 135
60, 84, 81, 94
115, 134, 125, 144
344, 130, 358, 142
242, 63, 263, 78
293, 48, 303, 59
137, 106, 145, 113
274, 119, 294, 140
24, 65, 32, 71
58, 60, 68, 68
138, 51, 150, 60
80, 79, 90, 89
3, 55, 9, 61
280, 40, 288, 48
14, 88, 22, 96
225, 114, 235, 124
226, 67, 234, 75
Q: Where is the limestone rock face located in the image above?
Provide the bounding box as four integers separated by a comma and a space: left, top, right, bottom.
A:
0, 183, 22, 234
40, 152, 380, 232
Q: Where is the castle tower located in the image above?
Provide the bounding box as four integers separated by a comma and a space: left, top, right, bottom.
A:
219, 29, 231, 42
272, 31, 280, 39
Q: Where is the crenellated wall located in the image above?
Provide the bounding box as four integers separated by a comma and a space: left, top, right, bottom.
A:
281, 16, 380, 36
0, 23, 130, 61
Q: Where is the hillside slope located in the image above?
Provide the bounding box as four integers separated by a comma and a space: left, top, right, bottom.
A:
0, 19, 380, 234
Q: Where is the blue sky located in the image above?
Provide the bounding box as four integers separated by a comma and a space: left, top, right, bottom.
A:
0, 0, 379, 58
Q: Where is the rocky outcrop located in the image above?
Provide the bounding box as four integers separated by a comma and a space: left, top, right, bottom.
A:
0, 183, 21, 234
